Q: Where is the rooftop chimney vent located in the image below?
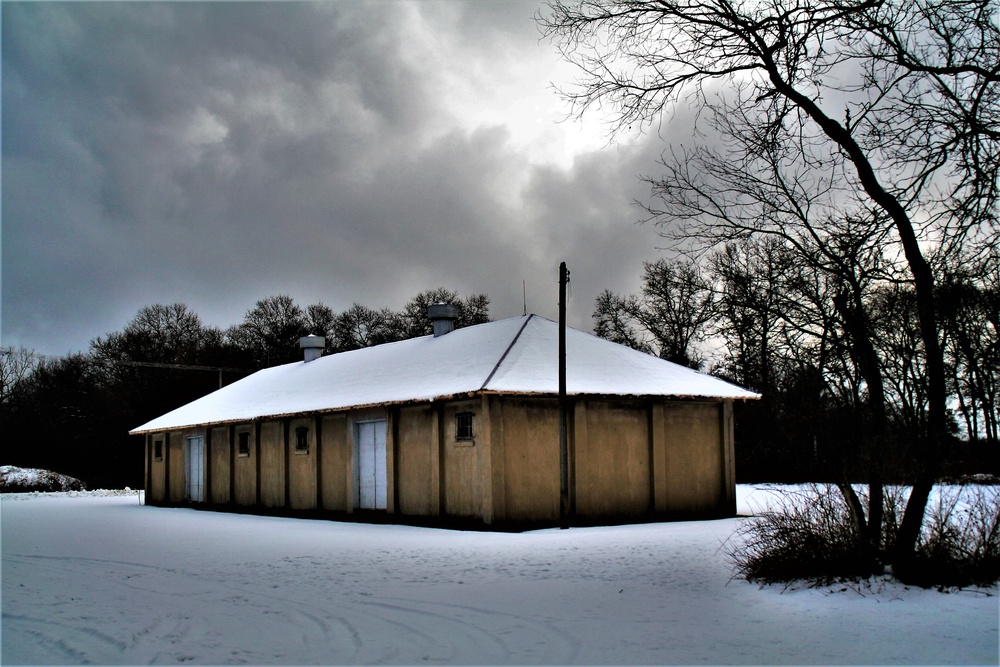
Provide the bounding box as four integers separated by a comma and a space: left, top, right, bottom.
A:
427, 302, 459, 337
299, 334, 326, 362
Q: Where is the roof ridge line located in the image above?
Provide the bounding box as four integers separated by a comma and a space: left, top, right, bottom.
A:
479, 314, 534, 391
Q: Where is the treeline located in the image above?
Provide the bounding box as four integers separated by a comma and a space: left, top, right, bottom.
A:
1, 289, 489, 489
595, 240, 999, 482
5, 257, 997, 490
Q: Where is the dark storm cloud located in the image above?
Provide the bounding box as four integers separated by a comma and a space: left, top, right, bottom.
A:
3, 1, 668, 356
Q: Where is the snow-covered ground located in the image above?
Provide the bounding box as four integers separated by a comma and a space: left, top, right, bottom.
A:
2, 488, 997, 665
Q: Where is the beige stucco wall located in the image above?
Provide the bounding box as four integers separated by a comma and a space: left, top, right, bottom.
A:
209, 425, 230, 504
147, 433, 167, 502
491, 396, 729, 524
288, 417, 317, 510
499, 397, 561, 522
441, 400, 481, 518
394, 405, 437, 516
573, 399, 651, 519
143, 394, 735, 523
481, 395, 503, 524
233, 424, 256, 506
653, 401, 726, 516
167, 430, 186, 502
258, 421, 284, 508
320, 414, 350, 511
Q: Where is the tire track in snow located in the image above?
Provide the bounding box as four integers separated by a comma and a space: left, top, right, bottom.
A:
2, 612, 128, 664
6, 550, 584, 664
344, 596, 511, 663
351, 594, 582, 664
234, 556, 583, 664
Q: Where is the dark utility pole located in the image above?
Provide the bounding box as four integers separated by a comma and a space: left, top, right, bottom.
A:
559, 261, 570, 529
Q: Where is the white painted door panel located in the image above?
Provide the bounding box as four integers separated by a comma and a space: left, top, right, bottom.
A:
356, 421, 387, 510
185, 436, 205, 502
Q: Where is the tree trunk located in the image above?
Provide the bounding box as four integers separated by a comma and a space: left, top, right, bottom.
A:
767, 72, 946, 568
838, 481, 868, 537
834, 289, 887, 566
892, 473, 935, 575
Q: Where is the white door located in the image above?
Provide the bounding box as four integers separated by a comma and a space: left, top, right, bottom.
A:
355, 420, 387, 509
185, 436, 205, 502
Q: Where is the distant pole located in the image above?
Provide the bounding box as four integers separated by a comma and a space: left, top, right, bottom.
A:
559, 262, 570, 529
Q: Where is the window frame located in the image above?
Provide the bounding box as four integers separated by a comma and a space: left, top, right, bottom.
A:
153, 439, 163, 462
237, 431, 251, 458
295, 426, 310, 454
455, 412, 475, 442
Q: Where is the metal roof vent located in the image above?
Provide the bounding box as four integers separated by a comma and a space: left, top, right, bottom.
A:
299, 334, 326, 362
427, 302, 459, 337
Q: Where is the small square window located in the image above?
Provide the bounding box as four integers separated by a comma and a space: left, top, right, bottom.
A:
456, 412, 474, 441
295, 427, 309, 453
238, 431, 251, 457
153, 440, 163, 462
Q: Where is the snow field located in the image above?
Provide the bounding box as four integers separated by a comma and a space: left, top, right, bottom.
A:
2, 489, 997, 665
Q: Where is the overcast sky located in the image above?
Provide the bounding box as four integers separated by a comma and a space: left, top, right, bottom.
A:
3, 1, 677, 357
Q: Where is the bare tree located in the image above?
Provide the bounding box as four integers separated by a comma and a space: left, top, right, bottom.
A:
399, 289, 492, 338
304, 303, 337, 354
331, 303, 402, 352
592, 259, 714, 367
228, 295, 308, 367
539, 0, 999, 572
0, 346, 38, 405
93, 303, 211, 365
710, 239, 796, 394
594, 289, 656, 354
938, 249, 1000, 448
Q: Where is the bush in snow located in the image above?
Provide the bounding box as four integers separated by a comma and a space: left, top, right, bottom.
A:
0, 465, 86, 493
727, 485, 874, 586
728, 484, 1000, 588
903, 485, 1000, 589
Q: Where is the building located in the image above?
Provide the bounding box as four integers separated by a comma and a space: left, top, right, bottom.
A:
130, 309, 759, 528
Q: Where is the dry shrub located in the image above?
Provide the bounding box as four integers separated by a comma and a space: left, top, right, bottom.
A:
903, 485, 1000, 588
729, 484, 1000, 588
727, 485, 874, 586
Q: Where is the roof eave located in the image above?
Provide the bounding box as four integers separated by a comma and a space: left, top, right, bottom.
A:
129, 388, 760, 435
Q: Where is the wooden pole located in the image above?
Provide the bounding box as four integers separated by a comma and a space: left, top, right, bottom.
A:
559, 261, 570, 528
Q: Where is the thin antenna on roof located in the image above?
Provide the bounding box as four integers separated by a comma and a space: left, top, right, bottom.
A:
522, 280, 527, 316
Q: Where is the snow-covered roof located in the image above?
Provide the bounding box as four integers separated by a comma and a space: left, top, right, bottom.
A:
130, 315, 759, 434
